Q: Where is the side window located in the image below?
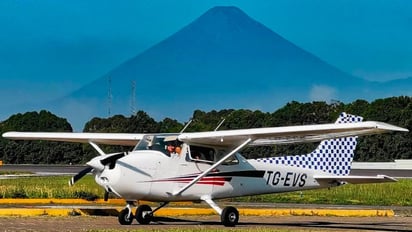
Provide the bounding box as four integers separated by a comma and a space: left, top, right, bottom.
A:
190, 145, 215, 162
216, 150, 239, 165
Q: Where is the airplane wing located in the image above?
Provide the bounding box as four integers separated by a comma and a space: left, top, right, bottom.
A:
314, 174, 397, 184
2, 132, 144, 146
178, 121, 408, 147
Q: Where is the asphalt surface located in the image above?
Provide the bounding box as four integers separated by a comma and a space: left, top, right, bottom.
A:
0, 164, 86, 176
0, 215, 411, 231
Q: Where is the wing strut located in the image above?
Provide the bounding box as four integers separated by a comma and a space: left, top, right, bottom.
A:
89, 141, 106, 156
180, 119, 193, 133
172, 138, 252, 196
214, 118, 225, 131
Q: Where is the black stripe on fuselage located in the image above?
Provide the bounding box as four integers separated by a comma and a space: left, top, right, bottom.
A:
207, 170, 265, 178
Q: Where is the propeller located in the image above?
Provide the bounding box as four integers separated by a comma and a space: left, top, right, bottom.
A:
100, 152, 125, 169
69, 152, 126, 201
104, 190, 110, 201
69, 166, 93, 186
69, 167, 111, 201
68, 141, 128, 200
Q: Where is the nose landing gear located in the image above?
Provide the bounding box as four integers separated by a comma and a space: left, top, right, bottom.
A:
118, 201, 169, 225
118, 201, 134, 225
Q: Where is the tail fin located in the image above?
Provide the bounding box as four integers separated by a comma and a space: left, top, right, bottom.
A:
260, 112, 362, 176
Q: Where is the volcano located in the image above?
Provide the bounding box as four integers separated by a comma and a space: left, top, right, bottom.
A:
49, 6, 409, 129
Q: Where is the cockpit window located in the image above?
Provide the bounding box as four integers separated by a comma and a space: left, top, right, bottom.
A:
190, 145, 215, 162
216, 149, 239, 165
134, 135, 153, 150
133, 134, 180, 156
188, 146, 239, 165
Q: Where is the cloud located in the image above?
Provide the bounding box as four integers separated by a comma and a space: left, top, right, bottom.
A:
309, 85, 337, 103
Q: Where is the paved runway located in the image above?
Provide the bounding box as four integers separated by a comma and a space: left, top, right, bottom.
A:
0, 215, 411, 231
0, 164, 86, 176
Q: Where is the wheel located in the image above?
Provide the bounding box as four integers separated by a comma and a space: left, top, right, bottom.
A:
135, 205, 152, 225
221, 206, 239, 227
118, 208, 134, 225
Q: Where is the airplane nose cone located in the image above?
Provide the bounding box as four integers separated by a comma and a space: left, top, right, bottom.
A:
86, 156, 105, 171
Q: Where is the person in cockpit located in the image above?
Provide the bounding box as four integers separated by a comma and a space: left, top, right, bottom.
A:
166, 140, 182, 156
166, 142, 176, 155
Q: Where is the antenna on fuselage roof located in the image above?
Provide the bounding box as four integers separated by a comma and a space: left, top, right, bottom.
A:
214, 118, 226, 131
179, 119, 193, 133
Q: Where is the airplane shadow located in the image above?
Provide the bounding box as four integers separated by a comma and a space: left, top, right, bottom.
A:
148, 216, 410, 232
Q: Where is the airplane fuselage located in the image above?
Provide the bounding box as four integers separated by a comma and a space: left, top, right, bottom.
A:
95, 149, 327, 202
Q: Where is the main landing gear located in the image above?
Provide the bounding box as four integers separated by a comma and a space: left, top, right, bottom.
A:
118, 201, 169, 225
203, 197, 239, 227
221, 206, 239, 227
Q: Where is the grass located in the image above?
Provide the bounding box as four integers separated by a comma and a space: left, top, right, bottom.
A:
0, 175, 411, 206
0, 175, 103, 200
235, 179, 412, 206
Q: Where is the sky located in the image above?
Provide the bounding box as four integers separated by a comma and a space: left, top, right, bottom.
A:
0, 0, 412, 123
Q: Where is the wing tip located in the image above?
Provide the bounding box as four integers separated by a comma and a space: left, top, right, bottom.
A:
374, 122, 409, 132
2, 131, 16, 138
376, 174, 398, 182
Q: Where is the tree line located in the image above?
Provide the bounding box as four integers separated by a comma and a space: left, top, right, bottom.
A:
0, 96, 411, 164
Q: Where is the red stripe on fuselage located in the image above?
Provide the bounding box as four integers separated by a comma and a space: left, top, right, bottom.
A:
151, 176, 229, 186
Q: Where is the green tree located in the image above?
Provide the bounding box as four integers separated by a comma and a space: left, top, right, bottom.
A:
0, 110, 82, 164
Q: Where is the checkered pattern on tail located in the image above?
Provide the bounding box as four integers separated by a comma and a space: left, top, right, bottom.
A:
256, 112, 362, 176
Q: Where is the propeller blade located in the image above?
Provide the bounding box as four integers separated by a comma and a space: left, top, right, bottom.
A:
69, 166, 93, 186
104, 190, 109, 201
100, 152, 125, 169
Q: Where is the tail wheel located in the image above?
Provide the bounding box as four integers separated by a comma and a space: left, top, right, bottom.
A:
221, 206, 239, 227
118, 208, 134, 225
135, 205, 153, 225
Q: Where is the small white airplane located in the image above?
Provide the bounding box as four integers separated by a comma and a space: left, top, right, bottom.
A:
2, 112, 408, 226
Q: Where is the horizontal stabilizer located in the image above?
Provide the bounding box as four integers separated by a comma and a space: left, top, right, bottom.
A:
314, 174, 397, 185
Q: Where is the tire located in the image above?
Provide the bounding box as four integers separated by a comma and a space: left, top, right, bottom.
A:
221, 206, 239, 227
118, 208, 134, 225
135, 205, 152, 225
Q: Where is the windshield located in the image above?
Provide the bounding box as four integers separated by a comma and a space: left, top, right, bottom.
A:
133, 134, 180, 156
